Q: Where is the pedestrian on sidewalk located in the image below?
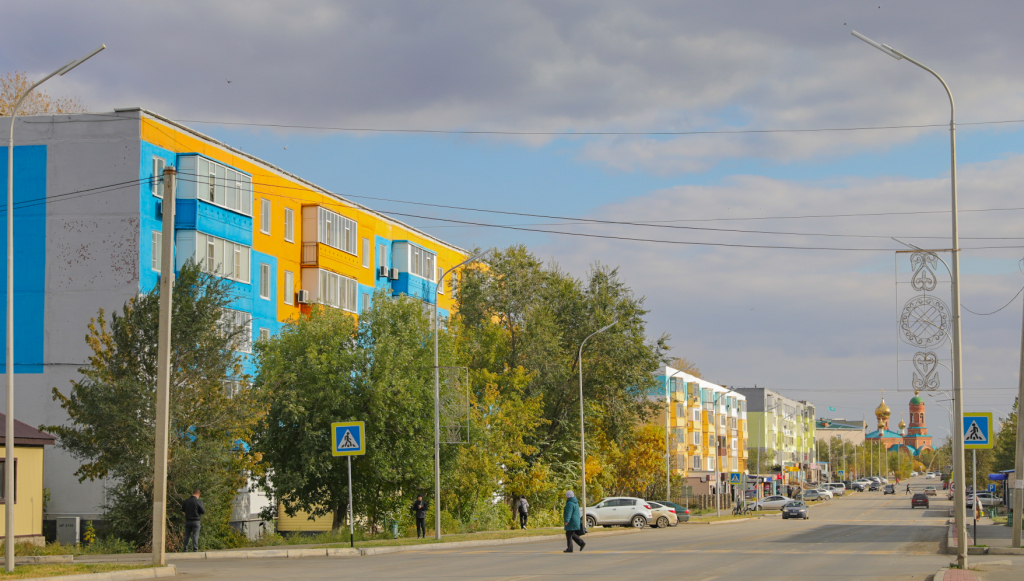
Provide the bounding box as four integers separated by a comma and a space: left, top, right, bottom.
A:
517, 496, 530, 530
563, 490, 585, 553
182, 489, 205, 552
412, 495, 429, 538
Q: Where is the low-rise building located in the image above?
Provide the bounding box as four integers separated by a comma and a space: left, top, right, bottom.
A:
0, 413, 55, 546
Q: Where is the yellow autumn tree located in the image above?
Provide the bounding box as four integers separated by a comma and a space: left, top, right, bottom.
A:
1, 71, 86, 116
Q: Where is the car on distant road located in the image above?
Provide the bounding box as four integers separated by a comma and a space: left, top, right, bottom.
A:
800, 489, 829, 501
824, 483, 846, 496
781, 501, 809, 520
867, 481, 881, 491
883, 484, 895, 495
653, 500, 691, 523
849, 481, 867, 492
924, 486, 938, 496
746, 495, 795, 511
646, 501, 679, 528
585, 497, 653, 529
910, 471, 918, 477
911, 493, 930, 509
966, 492, 1003, 509
926, 472, 936, 479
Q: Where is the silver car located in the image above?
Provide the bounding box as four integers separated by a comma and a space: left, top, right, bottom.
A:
585, 497, 654, 529
645, 501, 679, 528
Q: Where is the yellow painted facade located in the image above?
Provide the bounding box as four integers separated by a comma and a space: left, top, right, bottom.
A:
0, 446, 46, 545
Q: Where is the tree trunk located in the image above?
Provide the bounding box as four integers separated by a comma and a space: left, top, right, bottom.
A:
332, 501, 346, 531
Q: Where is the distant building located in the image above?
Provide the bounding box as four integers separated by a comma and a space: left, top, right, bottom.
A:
735, 387, 816, 483
864, 391, 933, 455
816, 418, 866, 445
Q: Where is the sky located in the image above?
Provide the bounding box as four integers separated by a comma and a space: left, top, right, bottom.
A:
4, 1, 1024, 441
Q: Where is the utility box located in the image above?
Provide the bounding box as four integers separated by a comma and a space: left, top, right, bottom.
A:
56, 517, 80, 545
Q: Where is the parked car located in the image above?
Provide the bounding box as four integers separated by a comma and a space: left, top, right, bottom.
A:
926, 472, 936, 479
746, 495, 795, 511
800, 489, 827, 501
585, 497, 653, 529
924, 486, 938, 496
646, 501, 679, 528
911, 493, 929, 509
824, 483, 846, 496
966, 492, 1003, 509
883, 484, 895, 495
781, 500, 809, 520
849, 481, 867, 492
653, 500, 691, 523
910, 471, 918, 477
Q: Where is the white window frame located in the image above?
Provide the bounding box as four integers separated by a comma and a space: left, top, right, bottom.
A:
318, 207, 357, 255
407, 245, 436, 281
361, 292, 370, 313
692, 456, 702, 470
362, 238, 370, 268
437, 267, 444, 293
192, 156, 252, 216
260, 263, 271, 299
318, 269, 358, 312
284, 207, 294, 242
261, 198, 271, 235
151, 231, 161, 271
259, 328, 270, 342
378, 243, 387, 267
693, 432, 701, 446
195, 232, 251, 284
219, 308, 252, 353
283, 270, 294, 305
152, 157, 166, 197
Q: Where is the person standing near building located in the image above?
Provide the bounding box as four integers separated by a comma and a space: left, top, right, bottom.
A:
412, 495, 428, 539
517, 496, 530, 530
562, 491, 585, 553
182, 489, 205, 552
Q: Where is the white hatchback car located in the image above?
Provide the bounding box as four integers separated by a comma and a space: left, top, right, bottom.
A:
746, 495, 795, 511
585, 497, 654, 529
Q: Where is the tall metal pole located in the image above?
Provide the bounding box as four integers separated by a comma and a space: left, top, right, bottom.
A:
5, 46, 104, 571
1012, 286, 1024, 547
577, 320, 615, 525
432, 250, 488, 540
348, 456, 354, 548
151, 167, 175, 564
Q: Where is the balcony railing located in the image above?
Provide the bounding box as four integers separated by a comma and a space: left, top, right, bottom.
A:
301, 242, 318, 266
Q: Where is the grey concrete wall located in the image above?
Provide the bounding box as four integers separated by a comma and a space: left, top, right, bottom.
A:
1, 112, 142, 519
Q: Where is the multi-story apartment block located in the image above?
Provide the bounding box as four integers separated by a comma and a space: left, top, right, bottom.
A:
651, 367, 747, 495
736, 388, 816, 483
1, 110, 468, 524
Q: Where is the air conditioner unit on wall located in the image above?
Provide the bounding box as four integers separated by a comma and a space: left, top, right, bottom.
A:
377, 266, 388, 278
388, 268, 399, 281
296, 289, 310, 304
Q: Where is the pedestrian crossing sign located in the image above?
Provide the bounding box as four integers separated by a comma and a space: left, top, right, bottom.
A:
331, 421, 366, 456
729, 472, 742, 484
962, 413, 992, 450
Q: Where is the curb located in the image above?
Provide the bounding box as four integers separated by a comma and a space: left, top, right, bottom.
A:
933, 568, 947, 581
0, 555, 74, 565
167, 547, 360, 560
24, 565, 175, 581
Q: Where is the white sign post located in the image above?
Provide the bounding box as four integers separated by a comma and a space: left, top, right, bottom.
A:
332, 421, 366, 548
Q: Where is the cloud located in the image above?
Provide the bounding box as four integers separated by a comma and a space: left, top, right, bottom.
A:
6, 2, 1024, 172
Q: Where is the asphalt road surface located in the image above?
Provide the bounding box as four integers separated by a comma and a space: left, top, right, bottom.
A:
172, 481, 1024, 580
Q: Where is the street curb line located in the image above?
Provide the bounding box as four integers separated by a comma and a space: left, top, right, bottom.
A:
166, 547, 360, 560
0, 554, 74, 565
933, 568, 947, 581
21, 564, 175, 581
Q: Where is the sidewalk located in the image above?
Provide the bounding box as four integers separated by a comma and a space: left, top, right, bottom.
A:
946, 515, 1024, 556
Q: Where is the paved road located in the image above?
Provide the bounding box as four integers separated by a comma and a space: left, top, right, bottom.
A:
173, 482, 1023, 580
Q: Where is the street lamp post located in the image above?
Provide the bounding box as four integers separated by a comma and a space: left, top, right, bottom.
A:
5, 45, 104, 572
577, 320, 616, 526
433, 249, 489, 540
852, 30, 968, 569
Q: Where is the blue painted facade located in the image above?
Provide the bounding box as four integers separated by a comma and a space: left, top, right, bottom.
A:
0, 145, 46, 373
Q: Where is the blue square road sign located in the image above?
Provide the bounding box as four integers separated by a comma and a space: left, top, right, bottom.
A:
963, 413, 993, 450
332, 421, 366, 456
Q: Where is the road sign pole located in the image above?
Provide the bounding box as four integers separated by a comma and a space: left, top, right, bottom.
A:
348, 456, 354, 549
1014, 288, 1024, 547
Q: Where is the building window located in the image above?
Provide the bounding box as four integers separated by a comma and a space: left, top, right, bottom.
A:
692, 456, 701, 470
261, 199, 271, 235
409, 245, 436, 281
318, 207, 357, 255
731, 458, 738, 470
259, 328, 270, 342
692, 409, 701, 422
437, 267, 444, 294
219, 308, 252, 353
260, 263, 271, 299
378, 243, 387, 267
318, 269, 358, 312
191, 156, 252, 216
693, 432, 701, 445
707, 458, 715, 471
361, 292, 370, 313
152, 157, 166, 197
283, 270, 294, 305
284, 208, 295, 242
151, 231, 162, 271
196, 232, 250, 283
223, 379, 247, 398
0, 459, 16, 504
362, 238, 370, 268
451, 272, 458, 294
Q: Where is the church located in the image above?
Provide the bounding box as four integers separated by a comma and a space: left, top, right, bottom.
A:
865, 391, 933, 456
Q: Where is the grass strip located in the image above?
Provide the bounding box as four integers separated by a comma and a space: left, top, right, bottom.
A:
0, 563, 153, 579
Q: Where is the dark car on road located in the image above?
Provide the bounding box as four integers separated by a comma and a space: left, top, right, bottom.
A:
883, 484, 895, 495
653, 500, 691, 523
781, 501, 809, 520
868, 481, 881, 491
911, 493, 929, 509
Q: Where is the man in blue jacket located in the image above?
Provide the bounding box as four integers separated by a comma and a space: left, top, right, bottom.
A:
563, 490, 585, 553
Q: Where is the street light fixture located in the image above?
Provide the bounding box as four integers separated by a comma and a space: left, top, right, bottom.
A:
432, 248, 490, 540
5, 44, 105, 573
577, 319, 616, 524
852, 29, 968, 569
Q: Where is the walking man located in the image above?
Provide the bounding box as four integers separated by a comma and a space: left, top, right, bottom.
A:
906, 483, 911, 495
517, 496, 530, 530
563, 490, 585, 553
182, 489, 205, 552
412, 495, 428, 539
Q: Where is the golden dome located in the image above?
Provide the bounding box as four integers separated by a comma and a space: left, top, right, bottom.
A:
875, 398, 891, 419
898, 417, 906, 429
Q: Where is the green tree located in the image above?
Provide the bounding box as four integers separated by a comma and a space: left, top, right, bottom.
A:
47, 262, 260, 549
254, 291, 436, 531
991, 399, 1018, 472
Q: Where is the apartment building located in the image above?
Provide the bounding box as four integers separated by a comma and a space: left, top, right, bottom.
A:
1, 110, 469, 523
736, 388, 816, 483
651, 367, 747, 494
